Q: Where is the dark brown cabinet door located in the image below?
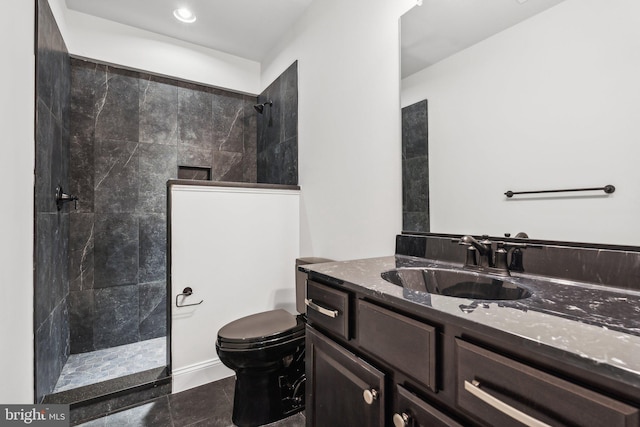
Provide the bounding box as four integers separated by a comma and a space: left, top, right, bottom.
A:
306, 326, 385, 427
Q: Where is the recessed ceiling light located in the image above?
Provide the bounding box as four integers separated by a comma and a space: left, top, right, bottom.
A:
173, 8, 196, 23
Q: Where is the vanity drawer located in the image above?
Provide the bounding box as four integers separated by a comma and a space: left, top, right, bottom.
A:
357, 300, 437, 392
394, 385, 463, 427
306, 280, 350, 340
456, 339, 639, 427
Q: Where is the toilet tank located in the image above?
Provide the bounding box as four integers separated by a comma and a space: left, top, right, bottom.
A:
295, 258, 334, 315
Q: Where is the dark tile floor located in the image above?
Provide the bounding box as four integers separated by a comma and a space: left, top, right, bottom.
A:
76, 376, 305, 427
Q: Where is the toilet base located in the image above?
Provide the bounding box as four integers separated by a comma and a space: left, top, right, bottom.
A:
231, 358, 305, 426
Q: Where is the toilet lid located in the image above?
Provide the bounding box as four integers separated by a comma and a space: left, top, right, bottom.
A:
218, 309, 301, 342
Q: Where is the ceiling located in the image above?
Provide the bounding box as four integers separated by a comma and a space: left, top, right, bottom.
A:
65, 0, 314, 62
65, 0, 565, 74
401, 0, 566, 78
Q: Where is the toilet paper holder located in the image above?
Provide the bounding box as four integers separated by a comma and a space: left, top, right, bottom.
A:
176, 287, 204, 307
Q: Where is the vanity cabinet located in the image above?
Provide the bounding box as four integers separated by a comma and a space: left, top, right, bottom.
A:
307, 323, 457, 427
305, 279, 456, 427
305, 277, 640, 427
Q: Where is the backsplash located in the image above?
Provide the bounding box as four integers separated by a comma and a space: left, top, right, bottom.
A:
396, 233, 640, 291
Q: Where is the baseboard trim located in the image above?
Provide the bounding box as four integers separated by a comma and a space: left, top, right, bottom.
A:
171, 358, 234, 394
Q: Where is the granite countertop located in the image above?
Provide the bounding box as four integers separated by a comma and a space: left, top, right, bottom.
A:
302, 255, 640, 390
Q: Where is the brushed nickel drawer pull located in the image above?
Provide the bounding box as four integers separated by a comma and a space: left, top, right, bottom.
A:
464, 380, 552, 427
305, 298, 339, 318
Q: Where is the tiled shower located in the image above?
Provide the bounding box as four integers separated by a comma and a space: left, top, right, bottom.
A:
66, 59, 258, 355
35, 0, 298, 403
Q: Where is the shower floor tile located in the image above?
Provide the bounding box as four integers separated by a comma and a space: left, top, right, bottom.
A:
54, 337, 166, 393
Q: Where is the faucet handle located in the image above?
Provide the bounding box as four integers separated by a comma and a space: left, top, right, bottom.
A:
464, 246, 478, 267
496, 241, 531, 273
495, 241, 532, 274
494, 242, 510, 272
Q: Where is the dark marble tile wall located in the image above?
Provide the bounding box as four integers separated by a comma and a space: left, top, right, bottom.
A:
402, 100, 430, 232
35, 0, 72, 403
68, 58, 257, 353
397, 233, 640, 292
257, 61, 298, 185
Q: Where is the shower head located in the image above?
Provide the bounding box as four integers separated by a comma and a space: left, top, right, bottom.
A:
254, 100, 273, 114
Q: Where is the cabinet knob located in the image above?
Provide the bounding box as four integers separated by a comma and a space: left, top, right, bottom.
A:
393, 412, 411, 427
363, 388, 378, 405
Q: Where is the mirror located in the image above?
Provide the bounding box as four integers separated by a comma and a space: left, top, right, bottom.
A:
400, 0, 640, 246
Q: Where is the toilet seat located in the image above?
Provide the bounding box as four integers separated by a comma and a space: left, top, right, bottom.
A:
217, 309, 304, 350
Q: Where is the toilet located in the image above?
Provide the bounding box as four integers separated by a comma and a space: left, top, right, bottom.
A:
216, 257, 333, 427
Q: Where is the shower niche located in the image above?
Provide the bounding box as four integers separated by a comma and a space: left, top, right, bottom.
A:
178, 166, 212, 181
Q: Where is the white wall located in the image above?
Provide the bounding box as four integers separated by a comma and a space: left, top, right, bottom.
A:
402, 0, 640, 245
262, 0, 415, 260
47, 0, 261, 94
170, 185, 300, 392
0, 2, 35, 403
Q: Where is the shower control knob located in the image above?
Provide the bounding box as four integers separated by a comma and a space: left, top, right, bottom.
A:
393, 412, 411, 427
363, 388, 378, 405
